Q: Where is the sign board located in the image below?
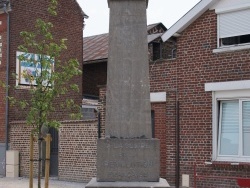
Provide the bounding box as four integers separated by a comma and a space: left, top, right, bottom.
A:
16, 51, 54, 86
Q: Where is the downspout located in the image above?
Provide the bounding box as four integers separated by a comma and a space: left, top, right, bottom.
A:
176, 100, 180, 188
175, 36, 179, 188
4, 2, 10, 151
98, 111, 101, 139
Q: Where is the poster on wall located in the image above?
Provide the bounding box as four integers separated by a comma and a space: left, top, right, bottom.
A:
16, 51, 54, 86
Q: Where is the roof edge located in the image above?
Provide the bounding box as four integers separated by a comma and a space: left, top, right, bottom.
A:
161, 0, 217, 42
74, 0, 89, 18
83, 58, 108, 64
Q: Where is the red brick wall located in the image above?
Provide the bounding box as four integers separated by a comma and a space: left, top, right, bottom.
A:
151, 103, 167, 178
9, 121, 39, 177
83, 62, 107, 97
9, 120, 98, 182
147, 9, 250, 187
85, 8, 250, 188
59, 120, 98, 182
0, 13, 7, 143
177, 10, 250, 188
8, 0, 84, 121
151, 10, 250, 187
149, 59, 178, 184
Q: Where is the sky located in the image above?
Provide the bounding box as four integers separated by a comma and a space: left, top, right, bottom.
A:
78, 0, 201, 37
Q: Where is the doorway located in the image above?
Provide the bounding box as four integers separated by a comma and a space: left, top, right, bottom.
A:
49, 128, 58, 177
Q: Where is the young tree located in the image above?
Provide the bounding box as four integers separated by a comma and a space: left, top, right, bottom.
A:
9, 0, 82, 187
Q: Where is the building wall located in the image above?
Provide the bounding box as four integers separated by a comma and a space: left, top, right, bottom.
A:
153, 9, 250, 187
148, 38, 177, 62
83, 62, 107, 97
80, 3, 250, 186
151, 103, 167, 178
83, 40, 176, 97
96, 9, 250, 187
9, 120, 98, 182
9, 121, 39, 177
0, 13, 8, 176
0, 13, 7, 144
4, 0, 85, 180
149, 59, 177, 184
8, 0, 83, 121
59, 120, 98, 182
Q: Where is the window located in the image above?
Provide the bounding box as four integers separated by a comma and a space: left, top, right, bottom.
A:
220, 34, 250, 46
171, 48, 177, 59
162, 38, 177, 59
205, 80, 250, 162
216, 7, 250, 51
152, 42, 161, 61
218, 100, 250, 159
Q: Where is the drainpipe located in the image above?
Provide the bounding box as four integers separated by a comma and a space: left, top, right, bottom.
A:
98, 111, 101, 139
176, 100, 180, 188
4, 3, 10, 151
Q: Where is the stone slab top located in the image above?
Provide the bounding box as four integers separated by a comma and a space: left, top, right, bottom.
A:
107, 0, 149, 8
86, 178, 170, 188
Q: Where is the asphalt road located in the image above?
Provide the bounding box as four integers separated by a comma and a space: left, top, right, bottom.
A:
0, 177, 86, 188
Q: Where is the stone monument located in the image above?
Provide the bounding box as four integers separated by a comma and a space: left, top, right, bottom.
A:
86, 0, 170, 187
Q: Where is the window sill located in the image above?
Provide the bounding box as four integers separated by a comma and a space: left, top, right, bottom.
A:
15, 85, 33, 90
149, 57, 177, 63
211, 161, 250, 166
211, 157, 250, 166
213, 44, 250, 53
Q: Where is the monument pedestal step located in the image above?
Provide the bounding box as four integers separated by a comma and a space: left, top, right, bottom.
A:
85, 178, 170, 188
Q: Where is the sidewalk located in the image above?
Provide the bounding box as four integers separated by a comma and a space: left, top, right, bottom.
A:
0, 177, 86, 188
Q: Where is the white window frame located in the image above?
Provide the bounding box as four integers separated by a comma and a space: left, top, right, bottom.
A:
213, 5, 250, 53
216, 99, 250, 162
205, 80, 250, 162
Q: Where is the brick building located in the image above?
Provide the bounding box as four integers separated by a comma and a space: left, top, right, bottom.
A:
83, 0, 250, 187
0, 0, 98, 181
83, 22, 172, 98
0, 0, 12, 176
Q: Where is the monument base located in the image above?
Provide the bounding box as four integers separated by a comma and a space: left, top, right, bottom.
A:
97, 139, 160, 182
85, 178, 170, 188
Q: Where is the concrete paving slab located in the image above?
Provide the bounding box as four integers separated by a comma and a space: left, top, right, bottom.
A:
86, 178, 170, 188
0, 177, 86, 188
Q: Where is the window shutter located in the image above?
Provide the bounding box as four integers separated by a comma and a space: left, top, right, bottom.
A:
243, 101, 250, 156
219, 101, 239, 155
219, 9, 250, 39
